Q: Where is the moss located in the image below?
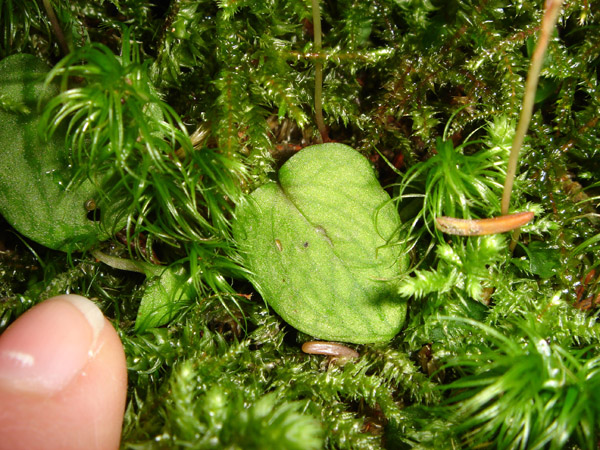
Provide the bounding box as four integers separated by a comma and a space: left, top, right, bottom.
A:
1, 0, 600, 448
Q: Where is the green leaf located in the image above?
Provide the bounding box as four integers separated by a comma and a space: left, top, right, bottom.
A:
0, 54, 123, 252
91, 248, 195, 331
234, 143, 408, 343
135, 263, 195, 332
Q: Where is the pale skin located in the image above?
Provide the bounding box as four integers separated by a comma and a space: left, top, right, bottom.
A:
0, 295, 128, 450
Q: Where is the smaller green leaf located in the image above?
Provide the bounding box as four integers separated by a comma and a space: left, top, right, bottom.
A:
91, 248, 195, 331
135, 263, 195, 332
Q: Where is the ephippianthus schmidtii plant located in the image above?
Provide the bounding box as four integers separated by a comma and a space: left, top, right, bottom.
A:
0, 0, 599, 449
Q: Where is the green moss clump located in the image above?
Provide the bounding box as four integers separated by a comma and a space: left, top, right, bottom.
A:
1, 0, 599, 448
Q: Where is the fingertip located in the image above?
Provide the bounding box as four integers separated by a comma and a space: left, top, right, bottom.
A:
0, 295, 127, 450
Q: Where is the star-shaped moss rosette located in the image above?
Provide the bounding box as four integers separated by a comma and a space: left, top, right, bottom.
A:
234, 143, 408, 343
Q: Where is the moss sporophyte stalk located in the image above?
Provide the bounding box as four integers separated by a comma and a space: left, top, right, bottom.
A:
1, 0, 600, 448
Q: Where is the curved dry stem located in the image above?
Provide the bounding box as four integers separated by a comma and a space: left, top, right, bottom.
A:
312, 0, 327, 143
501, 0, 563, 214
502, 0, 563, 252
42, 0, 70, 55
435, 212, 534, 236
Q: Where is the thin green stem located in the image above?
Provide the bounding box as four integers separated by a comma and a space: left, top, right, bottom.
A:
312, 0, 327, 143
501, 0, 563, 215
508, 228, 521, 252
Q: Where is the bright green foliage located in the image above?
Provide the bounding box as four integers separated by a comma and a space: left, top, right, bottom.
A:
38, 30, 249, 304
1, 0, 600, 449
41, 35, 188, 180
163, 368, 322, 450
90, 250, 195, 331
400, 234, 507, 301
151, 0, 312, 168
122, 297, 438, 449
0, 0, 51, 59
234, 143, 408, 343
439, 319, 600, 449
393, 122, 512, 245
134, 264, 195, 331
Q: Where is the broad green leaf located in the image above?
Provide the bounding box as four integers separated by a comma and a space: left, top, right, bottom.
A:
0, 54, 123, 252
234, 143, 408, 343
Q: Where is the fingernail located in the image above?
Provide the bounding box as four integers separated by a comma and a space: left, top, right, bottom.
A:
0, 294, 105, 395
